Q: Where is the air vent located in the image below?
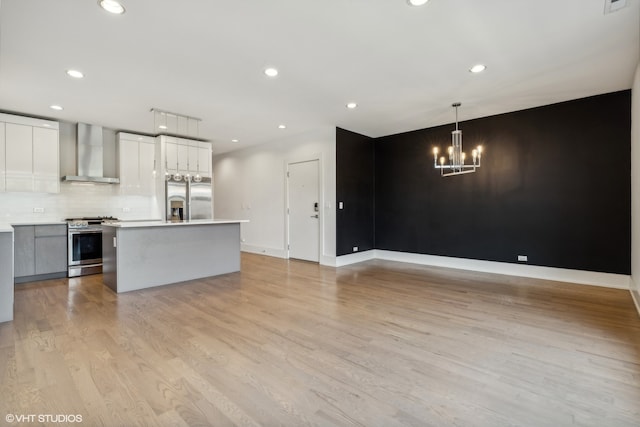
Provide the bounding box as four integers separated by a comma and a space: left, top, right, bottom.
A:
604, 0, 627, 14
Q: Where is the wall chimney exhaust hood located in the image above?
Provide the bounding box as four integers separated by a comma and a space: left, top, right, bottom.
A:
62, 123, 120, 184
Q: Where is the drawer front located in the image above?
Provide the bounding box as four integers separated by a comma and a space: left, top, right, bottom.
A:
35, 225, 67, 237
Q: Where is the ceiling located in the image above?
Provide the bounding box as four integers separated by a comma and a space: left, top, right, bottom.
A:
1, 0, 638, 155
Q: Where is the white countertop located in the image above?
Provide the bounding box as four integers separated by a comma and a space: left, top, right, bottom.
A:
8, 220, 67, 226
103, 219, 248, 228
0, 221, 67, 232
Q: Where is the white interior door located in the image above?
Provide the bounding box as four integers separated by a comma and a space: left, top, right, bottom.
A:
288, 160, 320, 262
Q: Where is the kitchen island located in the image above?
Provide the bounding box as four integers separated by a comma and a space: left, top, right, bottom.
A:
102, 220, 247, 293
0, 225, 14, 322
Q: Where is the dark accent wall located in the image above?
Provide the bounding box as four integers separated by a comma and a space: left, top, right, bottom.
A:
336, 128, 375, 256
374, 91, 631, 274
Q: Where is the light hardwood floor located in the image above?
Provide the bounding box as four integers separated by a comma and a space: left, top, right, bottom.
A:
1, 253, 639, 426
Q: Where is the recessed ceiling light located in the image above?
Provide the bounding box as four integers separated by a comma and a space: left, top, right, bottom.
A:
264, 67, 279, 77
469, 64, 487, 73
407, 0, 429, 6
278, 124, 286, 129
231, 139, 239, 143
346, 102, 358, 109
99, 0, 125, 14
43, 124, 51, 127
158, 125, 167, 130
66, 69, 84, 79
49, 105, 63, 111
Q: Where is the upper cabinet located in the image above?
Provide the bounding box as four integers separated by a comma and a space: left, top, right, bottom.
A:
117, 132, 157, 196
196, 141, 211, 178
0, 113, 59, 193
33, 127, 59, 193
161, 136, 211, 179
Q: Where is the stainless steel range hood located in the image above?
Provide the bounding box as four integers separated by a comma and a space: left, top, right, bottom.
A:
62, 123, 120, 184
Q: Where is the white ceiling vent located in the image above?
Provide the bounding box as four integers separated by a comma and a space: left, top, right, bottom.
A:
604, 0, 627, 14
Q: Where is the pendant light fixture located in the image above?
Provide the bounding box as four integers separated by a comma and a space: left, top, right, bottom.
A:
433, 103, 483, 177
184, 142, 191, 182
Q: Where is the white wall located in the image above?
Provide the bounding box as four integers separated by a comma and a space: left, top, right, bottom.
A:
212, 127, 336, 265
631, 63, 640, 315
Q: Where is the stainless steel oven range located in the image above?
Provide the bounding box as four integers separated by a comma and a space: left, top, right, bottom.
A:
66, 216, 118, 277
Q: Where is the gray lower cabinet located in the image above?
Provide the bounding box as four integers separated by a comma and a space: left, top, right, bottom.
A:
13, 226, 35, 277
14, 224, 67, 283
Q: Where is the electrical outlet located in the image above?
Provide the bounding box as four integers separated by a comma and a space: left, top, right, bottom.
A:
518, 255, 528, 262
33, 207, 45, 213
122, 207, 131, 212
353, 246, 358, 252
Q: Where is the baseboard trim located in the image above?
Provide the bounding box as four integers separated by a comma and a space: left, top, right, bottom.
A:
241, 244, 287, 259
348, 250, 630, 290
334, 250, 376, 267
14, 271, 67, 285
630, 278, 640, 317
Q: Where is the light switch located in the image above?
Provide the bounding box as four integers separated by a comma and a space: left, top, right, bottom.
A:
338, 202, 344, 209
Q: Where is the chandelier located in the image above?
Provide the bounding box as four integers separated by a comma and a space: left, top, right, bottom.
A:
433, 103, 483, 177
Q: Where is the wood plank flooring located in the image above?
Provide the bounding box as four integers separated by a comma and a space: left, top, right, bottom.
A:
1, 253, 639, 426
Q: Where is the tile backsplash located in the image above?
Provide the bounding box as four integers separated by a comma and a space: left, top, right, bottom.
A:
0, 183, 160, 222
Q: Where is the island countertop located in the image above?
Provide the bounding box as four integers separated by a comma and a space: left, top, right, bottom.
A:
103, 219, 248, 228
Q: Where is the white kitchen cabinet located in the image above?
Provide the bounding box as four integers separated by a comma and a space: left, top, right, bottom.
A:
186, 141, 211, 178
5, 123, 33, 192
0, 123, 5, 192
177, 143, 189, 173
164, 137, 178, 175
162, 136, 211, 180
117, 133, 156, 196
0, 113, 59, 193
33, 127, 59, 193
165, 139, 190, 176
198, 142, 211, 178
188, 141, 199, 175
138, 140, 156, 195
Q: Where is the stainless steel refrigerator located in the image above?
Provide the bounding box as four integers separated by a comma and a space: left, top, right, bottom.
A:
166, 176, 212, 221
